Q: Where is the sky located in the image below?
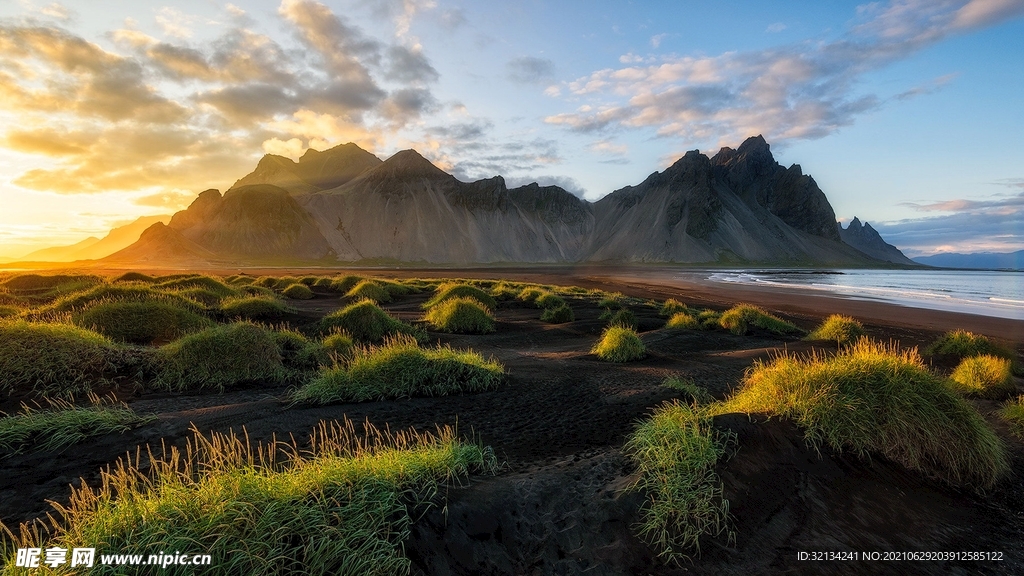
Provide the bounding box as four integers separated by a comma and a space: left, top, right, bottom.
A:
0, 0, 1022, 259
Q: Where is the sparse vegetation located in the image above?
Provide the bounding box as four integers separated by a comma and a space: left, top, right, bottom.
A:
220, 295, 288, 321
1, 422, 495, 575
659, 299, 688, 317
329, 274, 363, 294
719, 304, 801, 336
155, 275, 237, 298
665, 312, 699, 330
322, 331, 354, 359
721, 339, 1007, 488
925, 330, 1015, 361
534, 291, 565, 309
0, 396, 153, 456
76, 300, 213, 344
153, 323, 285, 391
423, 297, 495, 334
662, 377, 712, 404
949, 355, 1015, 399
292, 335, 504, 404
626, 401, 734, 562
320, 299, 422, 343
1000, 396, 1024, 439
0, 321, 116, 398
111, 272, 155, 283
540, 303, 574, 324
274, 330, 329, 372
806, 314, 866, 344
489, 281, 518, 301
282, 283, 315, 300
603, 307, 638, 329
346, 279, 392, 303
517, 286, 545, 303
592, 325, 645, 362
597, 292, 624, 309
424, 283, 496, 310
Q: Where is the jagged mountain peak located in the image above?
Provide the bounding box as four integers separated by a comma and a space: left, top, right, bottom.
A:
367, 149, 452, 181
231, 142, 382, 193
839, 216, 915, 265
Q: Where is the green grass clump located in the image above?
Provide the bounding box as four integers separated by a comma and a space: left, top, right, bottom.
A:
240, 285, 277, 298
346, 280, 391, 303
517, 286, 545, 303
329, 275, 363, 294
592, 325, 646, 363
312, 276, 333, 289
597, 292, 624, 309
76, 301, 213, 345
292, 336, 504, 404
721, 339, 1008, 488
626, 401, 734, 562
719, 304, 801, 336
662, 377, 712, 404
220, 295, 288, 321
1, 274, 103, 301
298, 276, 319, 286
255, 276, 280, 288
424, 283, 496, 310
806, 314, 865, 344
696, 310, 721, 330
1000, 396, 1024, 438
659, 299, 688, 317
0, 305, 19, 319
320, 299, 422, 343
153, 323, 285, 391
111, 272, 155, 283
489, 281, 518, 301
155, 275, 237, 298
0, 321, 115, 398
177, 287, 228, 308
41, 284, 203, 316
602, 307, 638, 329
540, 303, 574, 324
322, 331, 355, 359
949, 355, 1015, 400
925, 330, 1015, 361
0, 396, 153, 456
274, 330, 329, 372
282, 283, 315, 300
1, 421, 494, 576
423, 297, 495, 334
535, 291, 565, 309
665, 312, 699, 330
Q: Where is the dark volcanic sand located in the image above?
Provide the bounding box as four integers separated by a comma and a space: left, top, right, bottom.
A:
2, 269, 1023, 575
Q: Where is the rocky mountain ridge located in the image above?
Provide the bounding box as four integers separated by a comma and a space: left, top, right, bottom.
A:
839, 217, 916, 265
101, 137, 908, 266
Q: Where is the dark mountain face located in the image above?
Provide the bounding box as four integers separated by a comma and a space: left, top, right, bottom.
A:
839, 217, 916, 265
111, 136, 901, 266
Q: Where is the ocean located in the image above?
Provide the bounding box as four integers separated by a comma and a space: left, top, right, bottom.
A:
697, 269, 1024, 320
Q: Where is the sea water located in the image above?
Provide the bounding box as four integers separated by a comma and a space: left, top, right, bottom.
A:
699, 269, 1024, 320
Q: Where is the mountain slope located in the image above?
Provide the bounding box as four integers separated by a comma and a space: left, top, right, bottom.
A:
20, 215, 170, 262
100, 222, 219, 265
839, 217, 916, 265
230, 143, 382, 194
913, 250, 1024, 270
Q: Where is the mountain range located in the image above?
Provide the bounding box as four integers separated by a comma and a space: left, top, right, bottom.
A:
87, 135, 912, 267
912, 250, 1024, 270
17, 215, 170, 262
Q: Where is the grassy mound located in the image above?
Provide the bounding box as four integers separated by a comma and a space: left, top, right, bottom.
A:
282, 283, 314, 300
722, 339, 1007, 488
240, 285, 277, 298
424, 297, 495, 334
273, 276, 299, 290
1, 274, 102, 300
274, 330, 329, 372
153, 323, 285, 391
535, 291, 566, 309
540, 303, 574, 324
949, 355, 1015, 399
220, 295, 288, 321
155, 275, 237, 298
695, 310, 722, 330
254, 276, 280, 288
0, 305, 19, 319
111, 272, 155, 283
1, 422, 494, 575
602, 308, 638, 329
0, 321, 118, 398
0, 397, 153, 456
76, 301, 213, 344
293, 336, 504, 404
1000, 396, 1024, 439
597, 292, 624, 309
424, 284, 496, 310
806, 314, 865, 344
322, 331, 354, 359
627, 401, 734, 562
489, 281, 518, 301
174, 287, 225, 307
312, 276, 333, 289
925, 330, 1015, 360
719, 304, 801, 336
659, 299, 688, 317
517, 286, 545, 303
329, 275, 363, 294
665, 312, 699, 330
592, 325, 646, 362
346, 280, 391, 303
41, 284, 203, 316
320, 299, 422, 343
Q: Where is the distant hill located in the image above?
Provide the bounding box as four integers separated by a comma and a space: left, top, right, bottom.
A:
105, 136, 904, 266
839, 217, 916, 265
912, 250, 1024, 270
21, 215, 170, 262
100, 222, 219, 265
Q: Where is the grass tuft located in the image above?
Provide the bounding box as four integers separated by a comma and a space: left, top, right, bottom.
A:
949, 355, 1015, 400
329, 275, 363, 294
153, 323, 285, 391
602, 307, 638, 329
517, 286, 545, 303
540, 303, 574, 324
155, 275, 237, 298
626, 401, 734, 562
111, 272, 155, 283
719, 304, 802, 336
721, 338, 1008, 488
1, 421, 494, 575
345, 280, 391, 303
282, 283, 315, 300
423, 297, 495, 334
76, 300, 213, 345
220, 295, 288, 321
424, 284, 496, 310
925, 330, 1015, 361
592, 325, 645, 362
292, 335, 504, 404
665, 312, 699, 330
659, 299, 688, 317
806, 314, 866, 344
1000, 396, 1024, 439
0, 321, 116, 398
662, 377, 712, 404
0, 396, 153, 456
534, 291, 566, 309
320, 299, 422, 343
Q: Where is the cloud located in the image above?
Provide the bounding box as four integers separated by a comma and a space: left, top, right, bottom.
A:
133, 189, 196, 209
385, 44, 439, 83
766, 22, 787, 33
588, 139, 628, 156
506, 56, 555, 84
650, 33, 668, 48
878, 186, 1024, 254
543, 0, 1024, 148
40, 3, 72, 21
505, 175, 588, 198
438, 8, 466, 30
155, 7, 198, 39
